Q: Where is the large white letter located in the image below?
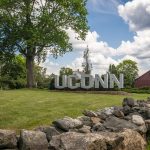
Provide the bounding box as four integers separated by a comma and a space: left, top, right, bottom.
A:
109, 74, 124, 89
67, 75, 80, 89
54, 75, 67, 89
81, 74, 94, 89
95, 74, 108, 89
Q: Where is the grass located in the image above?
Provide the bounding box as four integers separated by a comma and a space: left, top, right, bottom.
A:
0, 89, 149, 130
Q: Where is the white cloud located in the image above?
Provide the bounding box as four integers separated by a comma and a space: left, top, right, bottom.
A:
117, 30, 150, 59
117, 0, 150, 75
67, 29, 118, 75
118, 0, 150, 31
42, 28, 150, 76
41, 60, 60, 75
67, 29, 116, 56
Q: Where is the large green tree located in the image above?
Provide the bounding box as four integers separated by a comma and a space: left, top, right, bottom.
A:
117, 60, 138, 88
0, 0, 88, 88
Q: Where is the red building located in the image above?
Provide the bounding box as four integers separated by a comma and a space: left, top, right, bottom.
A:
135, 71, 150, 88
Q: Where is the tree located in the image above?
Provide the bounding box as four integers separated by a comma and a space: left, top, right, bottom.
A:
82, 46, 92, 74
0, 55, 26, 89
108, 64, 118, 75
117, 60, 138, 88
34, 65, 46, 86
59, 67, 73, 76
0, 0, 88, 88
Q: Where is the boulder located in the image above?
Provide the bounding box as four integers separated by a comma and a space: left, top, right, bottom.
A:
78, 125, 91, 133
132, 115, 145, 126
123, 105, 132, 115
113, 109, 124, 118
92, 123, 106, 132
103, 116, 147, 134
96, 111, 108, 120
101, 107, 115, 116
90, 117, 101, 125
118, 129, 146, 150
77, 116, 92, 126
123, 98, 135, 107
53, 117, 83, 131
0, 129, 17, 149
34, 126, 60, 142
49, 129, 146, 150
83, 110, 97, 117
49, 132, 124, 150
19, 130, 48, 150
103, 116, 137, 131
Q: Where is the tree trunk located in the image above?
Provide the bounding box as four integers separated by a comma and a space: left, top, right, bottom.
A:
26, 56, 34, 88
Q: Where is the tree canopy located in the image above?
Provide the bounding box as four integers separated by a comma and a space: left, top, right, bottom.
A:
117, 60, 138, 88
0, 0, 89, 87
108, 60, 139, 88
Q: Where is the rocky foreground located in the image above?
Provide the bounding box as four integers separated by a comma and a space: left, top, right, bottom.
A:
0, 97, 150, 150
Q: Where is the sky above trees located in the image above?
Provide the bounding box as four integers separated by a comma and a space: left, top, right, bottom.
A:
42, 0, 150, 76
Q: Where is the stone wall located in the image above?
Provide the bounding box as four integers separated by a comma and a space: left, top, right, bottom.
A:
0, 97, 150, 150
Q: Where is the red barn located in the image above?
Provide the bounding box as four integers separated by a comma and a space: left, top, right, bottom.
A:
135, 71, 150, 88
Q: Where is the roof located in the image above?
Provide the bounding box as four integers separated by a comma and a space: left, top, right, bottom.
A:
135, 70, 150, 81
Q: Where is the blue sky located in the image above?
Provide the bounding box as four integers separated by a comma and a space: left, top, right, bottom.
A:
87, 0, 134, 48
43, 0, 150, 75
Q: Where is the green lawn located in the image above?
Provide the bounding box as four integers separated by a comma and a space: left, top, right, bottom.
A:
0, 89, 149, 130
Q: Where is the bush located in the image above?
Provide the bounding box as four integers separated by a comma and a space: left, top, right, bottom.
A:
0, 77, 26, 89
123, 88, 150, 94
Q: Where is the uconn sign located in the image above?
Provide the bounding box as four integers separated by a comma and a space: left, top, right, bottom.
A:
54, 74, 124, 89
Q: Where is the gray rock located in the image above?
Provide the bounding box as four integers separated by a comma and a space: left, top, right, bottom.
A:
77, 116, 92, 126
123, 98, 135, 107
123, 105, 131, 115
53, 117, 83, 131
49, 131, 124, 150
96, 111, 108, 120
113, 109, 124, 118
137, 124, 147, 135
137, 100, 148, 107
101, 107, 115, 116
49, 129, 146, 150
146, 104, 150, 108
78, 125, 91, 133
124, 115, 132, 121
103, 116, 136, 131
92, 123, 106, 132
103, 116, 147, 134
0, 129, 17, 149
19, 130, 48, 150
132, 115, 145, 126
35, 126, 60, 142
83, 110, 97, 117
